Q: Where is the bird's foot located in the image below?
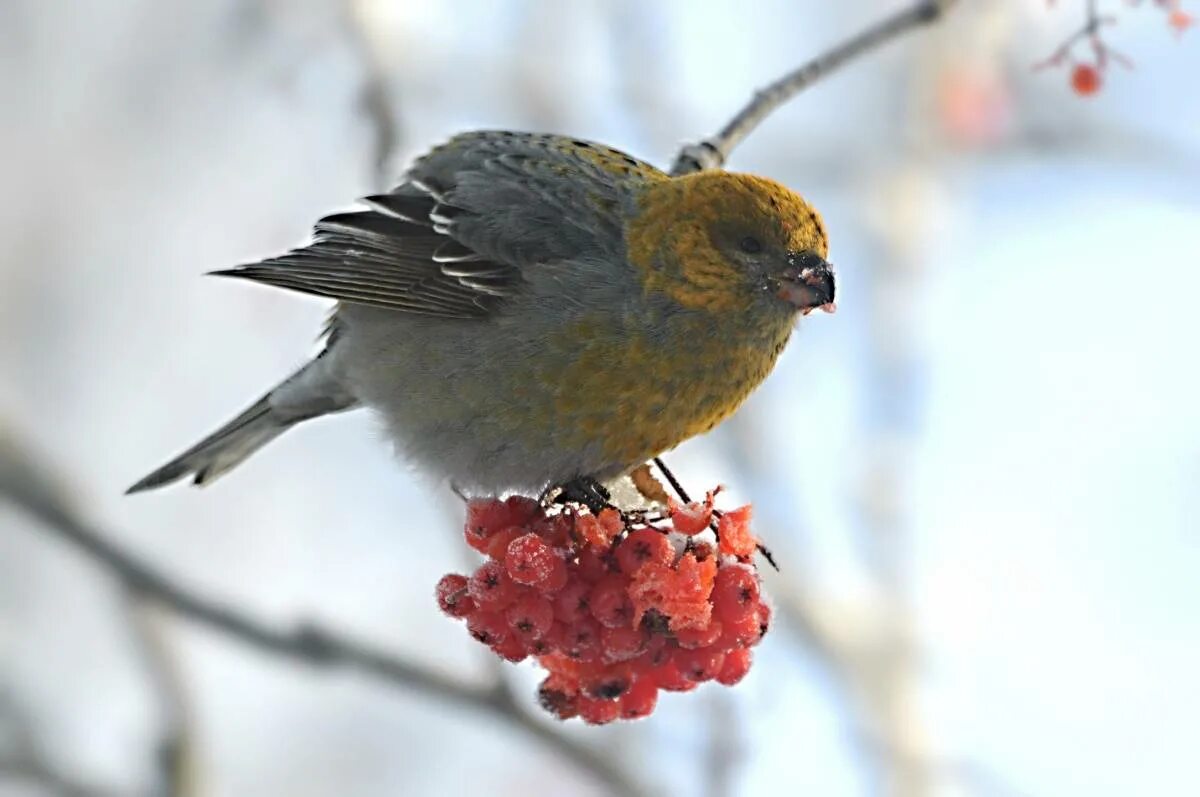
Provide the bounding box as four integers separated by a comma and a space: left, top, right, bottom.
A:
547, 476, 612, 514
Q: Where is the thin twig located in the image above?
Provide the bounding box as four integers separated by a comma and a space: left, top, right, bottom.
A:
1034, 0, 1131, 70
0, 434, 649, 797
651, 456, 692, 504
670, 0, 959, 175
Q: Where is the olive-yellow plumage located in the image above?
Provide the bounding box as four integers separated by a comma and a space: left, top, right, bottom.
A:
128, 131, 836, 495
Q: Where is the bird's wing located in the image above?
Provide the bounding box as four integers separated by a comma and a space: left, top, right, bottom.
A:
212, 132, 666, 319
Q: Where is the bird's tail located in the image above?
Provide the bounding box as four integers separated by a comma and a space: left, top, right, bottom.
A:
126, 356, 356, 494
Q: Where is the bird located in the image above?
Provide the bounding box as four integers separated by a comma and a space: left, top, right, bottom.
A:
127, 131, 836, 500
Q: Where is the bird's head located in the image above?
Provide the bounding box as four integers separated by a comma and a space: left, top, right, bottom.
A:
626, 171, 835, 319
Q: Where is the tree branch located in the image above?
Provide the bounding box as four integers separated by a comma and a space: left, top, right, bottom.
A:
670, 0, 959, 175
0, 433, 649, 797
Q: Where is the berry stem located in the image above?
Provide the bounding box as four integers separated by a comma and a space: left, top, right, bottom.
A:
652, 456, 693, 504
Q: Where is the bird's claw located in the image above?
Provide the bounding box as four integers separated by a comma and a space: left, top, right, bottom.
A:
551, 476, 612, 514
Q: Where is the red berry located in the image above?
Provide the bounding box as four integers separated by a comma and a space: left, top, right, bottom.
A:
721, 611, 763, 648
675, 646, 726, 683
503, 495, 542, 526
577, 546, 614, 582
576, 510, 622, 548
435, 573, 475, 619
629, 553, 716, 632
533, 555, 569, 593
529, 636, 555, 656
618, 675, 658, 719
717, 505, 756, 558
538, 677, 579, 720
466, 610, 508, 647
506, 592, 555, 642
464, 498, 529, 552
711, 564, 761, 624
597, 508, 624, 539
717, 648, 753, 686
601, 625, 648, 662
505, 533, 559, 586
484, 526, 524, 561
554, 580, 591, 624
492, 633, 528, 663
558, 619, 602, 663
468, 560, 520, 610
675, 619, 723, 650
635, 634, 674, 669
589, 576, 635, 629
531, 513, 573, 547
582, 665, 632, 700
578, 695, 621, 725
651, 660, 697, 692
615, 528, 674, 575
671, 500, 712, 535
756, 600, 773, 639
1071, 63, 1101, 96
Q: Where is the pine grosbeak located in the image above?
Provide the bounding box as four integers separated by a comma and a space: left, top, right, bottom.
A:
129, 131, 835, 495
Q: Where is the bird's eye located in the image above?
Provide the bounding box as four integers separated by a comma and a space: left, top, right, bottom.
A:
738, 236, 763, 255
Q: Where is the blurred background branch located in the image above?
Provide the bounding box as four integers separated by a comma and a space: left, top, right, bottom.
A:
0, 429, 651, 797
0, 688, 125, 797
671, 0, 959, 174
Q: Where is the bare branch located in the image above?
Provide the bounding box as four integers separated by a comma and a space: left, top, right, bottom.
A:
670, 0, 959, 175
0, 432, 649, 797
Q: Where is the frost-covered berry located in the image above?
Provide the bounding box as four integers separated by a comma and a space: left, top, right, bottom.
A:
435, 573, 475, 619
671, 500, 712, 535
468, 560, 520, 610
712, 564, 760, 623
675, 646, 726, 683
600, 625, 648, 662
505, 533, 561, 586
615, 528, 673, 574
506, 592, 555, 643
716, 648, 753, 686
466, 610, 508, 647
589, 575, 635, 629
578, 695, 621, 725
717, 505, 756, 557
554, 580, 591, 624
618, 675, 658, 720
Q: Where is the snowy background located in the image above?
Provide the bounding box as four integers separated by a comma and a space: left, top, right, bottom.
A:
2, 1, 1198, 796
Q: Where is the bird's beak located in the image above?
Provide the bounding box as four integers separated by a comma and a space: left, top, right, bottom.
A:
778, 253, 836, 315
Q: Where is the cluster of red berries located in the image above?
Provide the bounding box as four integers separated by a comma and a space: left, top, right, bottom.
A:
434, 492, 771, 724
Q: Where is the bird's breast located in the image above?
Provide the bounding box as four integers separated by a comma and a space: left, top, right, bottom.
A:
531, 307, 794, 470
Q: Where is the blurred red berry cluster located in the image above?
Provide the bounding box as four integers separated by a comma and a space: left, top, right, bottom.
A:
434, 493, 771, 724
1040, 0, 1192, 96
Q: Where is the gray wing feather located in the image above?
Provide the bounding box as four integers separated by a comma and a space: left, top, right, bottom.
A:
212, 196, 516, 318
212, 131, 663, 318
